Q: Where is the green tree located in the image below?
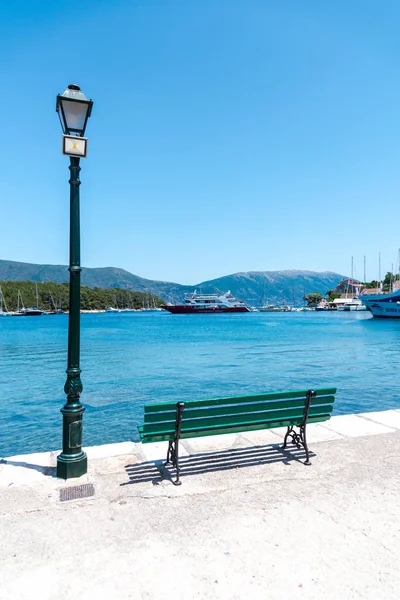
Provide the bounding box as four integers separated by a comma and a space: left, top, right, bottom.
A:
382, 272, 400, 293
326, 289, 341, 302
0, 280, 165, 312
303, 292, 323, 307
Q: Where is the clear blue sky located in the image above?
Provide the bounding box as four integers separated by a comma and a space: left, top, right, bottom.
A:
1, 0, 400, 284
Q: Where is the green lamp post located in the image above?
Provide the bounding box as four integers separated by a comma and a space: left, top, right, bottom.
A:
55, 84, 93, 479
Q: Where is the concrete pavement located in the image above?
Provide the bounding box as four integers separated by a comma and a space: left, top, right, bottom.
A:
1, 411, 400, 599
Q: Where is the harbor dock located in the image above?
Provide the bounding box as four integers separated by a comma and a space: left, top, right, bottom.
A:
1, 410, 400, 599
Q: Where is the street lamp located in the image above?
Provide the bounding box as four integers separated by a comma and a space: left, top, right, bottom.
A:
56, 84, 93, 479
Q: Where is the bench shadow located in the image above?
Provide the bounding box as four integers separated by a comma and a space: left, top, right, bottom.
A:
121, 443, 316, 486
0, 459, 57, 478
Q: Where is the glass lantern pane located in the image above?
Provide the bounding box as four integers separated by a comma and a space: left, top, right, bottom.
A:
60, 99, 88, 133
58, 107, 67, 134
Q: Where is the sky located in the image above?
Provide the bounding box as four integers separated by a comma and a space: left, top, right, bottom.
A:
1, 0, 400, 285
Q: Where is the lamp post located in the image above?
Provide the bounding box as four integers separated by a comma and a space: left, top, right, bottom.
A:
56, 84, 93, 479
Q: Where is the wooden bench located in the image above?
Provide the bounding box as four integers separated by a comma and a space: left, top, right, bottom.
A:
138, 387, 337, 485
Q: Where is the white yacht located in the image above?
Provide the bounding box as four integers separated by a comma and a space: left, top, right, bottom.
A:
162, 291, 250, 314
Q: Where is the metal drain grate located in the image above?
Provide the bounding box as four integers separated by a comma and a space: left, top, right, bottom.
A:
60, 483, 95, 502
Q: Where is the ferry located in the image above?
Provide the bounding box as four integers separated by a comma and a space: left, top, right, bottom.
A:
161, 291, 250, 314
361, 289, 400, 318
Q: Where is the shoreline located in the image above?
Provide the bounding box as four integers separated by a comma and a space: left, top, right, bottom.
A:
1, 407, 399, 482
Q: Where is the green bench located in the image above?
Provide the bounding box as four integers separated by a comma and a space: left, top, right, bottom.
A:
138, 387, 337, 485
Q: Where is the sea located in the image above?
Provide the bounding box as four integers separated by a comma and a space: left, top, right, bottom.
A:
1, 310, 399, 457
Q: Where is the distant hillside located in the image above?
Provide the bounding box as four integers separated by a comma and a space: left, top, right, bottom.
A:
0, 259, 191, 299
0, 260, 344, 306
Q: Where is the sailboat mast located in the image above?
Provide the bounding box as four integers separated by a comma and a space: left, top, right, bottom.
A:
364, 255, 366, 286
49, 289, 56, 310
398, 249, 400, 282
391, 263, 394, 292
379, 252, 381, 290
2, 288, 9, 313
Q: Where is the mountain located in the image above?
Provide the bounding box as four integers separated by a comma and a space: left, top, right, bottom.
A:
193, 270, 345, 306
0, 259, 344, 306
0, 259, 190, 299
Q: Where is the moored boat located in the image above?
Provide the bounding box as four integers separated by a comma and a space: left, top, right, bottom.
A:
21, 308, 43, 316
0, 286, 12, 316
336, 299, 367, 311
259, 304, 281, 312
361, 289, 400, 317
161, 291, 250, 314
11, 289, 43, 316
334, 257, 367, 311
23, 284, 43, 316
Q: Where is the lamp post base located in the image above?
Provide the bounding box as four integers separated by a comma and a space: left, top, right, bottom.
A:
56, 451, 87, 479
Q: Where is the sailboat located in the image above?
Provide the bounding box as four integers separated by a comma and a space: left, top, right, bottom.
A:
11, 290, 25, 316
120, 291, 136, 312
12, 286, 43, 316
337, 257, 367, 311
22, 283, 43, 316
47, 289, 65, 314
0, 286, 12, 316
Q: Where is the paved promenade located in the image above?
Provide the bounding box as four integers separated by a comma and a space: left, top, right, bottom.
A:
1, 410, 400, 599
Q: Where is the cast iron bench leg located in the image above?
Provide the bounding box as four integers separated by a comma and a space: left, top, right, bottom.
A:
164, 402, 185, 485
282, 390, 315, 465
165, 441, 173, 465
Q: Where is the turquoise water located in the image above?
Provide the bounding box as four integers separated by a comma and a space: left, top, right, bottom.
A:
1, 310, 399, 457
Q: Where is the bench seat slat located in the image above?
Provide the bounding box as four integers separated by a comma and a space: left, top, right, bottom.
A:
138, 414, 332, 444
144, 388, 337, 413
140, 405, 333, 436
143, 395, 335, 424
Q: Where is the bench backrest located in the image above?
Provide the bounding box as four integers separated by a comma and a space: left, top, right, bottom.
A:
138, 387, 336, 444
